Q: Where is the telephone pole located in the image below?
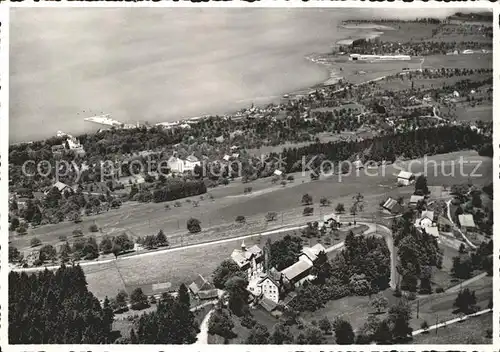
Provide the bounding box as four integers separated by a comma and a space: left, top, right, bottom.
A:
435, 314, 439, 335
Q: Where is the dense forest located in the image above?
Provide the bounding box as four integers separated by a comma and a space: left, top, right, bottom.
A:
9, 265, 115, 344
278, 125, 489, 173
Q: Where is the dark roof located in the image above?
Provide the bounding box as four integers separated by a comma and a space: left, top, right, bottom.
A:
260, 297, 278, 312
197, 289, 219, 300
281, 259, 312, 282
188, 274, 213, 294
382, 197, 403, 213
282, 292, 297, 306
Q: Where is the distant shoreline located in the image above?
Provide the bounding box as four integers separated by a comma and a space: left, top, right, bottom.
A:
156, 23, 393, 127
10, 22, 393, 145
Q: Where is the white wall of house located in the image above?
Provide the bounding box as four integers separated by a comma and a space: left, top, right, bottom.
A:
259, 278, 280, 303
167, 158, 185, 173
398, 177, 411, 186
183, 160, 201, 172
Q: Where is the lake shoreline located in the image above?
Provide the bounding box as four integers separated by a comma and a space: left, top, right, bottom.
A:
11, 22, 390, 145
152, 23, 392, 129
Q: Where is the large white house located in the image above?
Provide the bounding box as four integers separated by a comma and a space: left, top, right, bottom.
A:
167, 155, 201, 173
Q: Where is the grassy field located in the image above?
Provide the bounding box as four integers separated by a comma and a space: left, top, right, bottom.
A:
423, 53, 492, 70
298, 274, 492, 337
412, 311, 492, 344
455, 104, 492, 122
323, 52, 491, 88
87, 224, 363, 300
372, 73, 492, 94
13, 150, 492, 300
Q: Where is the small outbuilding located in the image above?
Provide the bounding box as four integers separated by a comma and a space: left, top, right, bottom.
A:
397, 171, 415, 186
458, 214, 476, 231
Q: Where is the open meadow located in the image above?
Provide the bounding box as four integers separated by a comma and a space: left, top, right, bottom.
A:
15, 150, 487, 300
412, 311, 492, 344
298, 274, 491, 337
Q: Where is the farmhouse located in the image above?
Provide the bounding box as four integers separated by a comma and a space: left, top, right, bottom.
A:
421, 226, 440, 238
167, 156, 184, 173
280, 244, 326, 287
353, 159, 364, 170
252, 268, 284, 304
381, 197, 404, 214
350, 54, 411, 61
458, 214, 476, 231
45, 181, 71, 195
397, 171, 415, 186
415, 210, 435, 228
409, 195, 425, 207
188, 274, 218, 300
65, 136, 85, 156
184, 155, 201, 171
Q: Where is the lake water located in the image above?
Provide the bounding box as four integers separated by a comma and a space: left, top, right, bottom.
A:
10, 8, 466, 143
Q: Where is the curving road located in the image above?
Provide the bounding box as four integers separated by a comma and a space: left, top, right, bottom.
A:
357, 221, 398, 289
195, 309, 214, 344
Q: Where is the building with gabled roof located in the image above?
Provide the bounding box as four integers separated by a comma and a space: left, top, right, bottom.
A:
231, 241, 264, 280
197, 289, 219, 301
409, 195, 425, 207
415, 210, 435, 229
458, 214, 476, 230
255, 268, 283, 303
45, 181, 71, 195
281, 260, 313, 285
188, 274, 213, 295
397, 171, 415, 186
259, 296, 278, 312
421, 210, 435, 221
423, 226, 440, 238
381, 197, 404, 214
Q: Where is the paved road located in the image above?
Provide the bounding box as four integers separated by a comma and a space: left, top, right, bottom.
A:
195, 308, 214, 344
445, 272, 488, 293
412, 308, 492, 336
12, 224, 309, 273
